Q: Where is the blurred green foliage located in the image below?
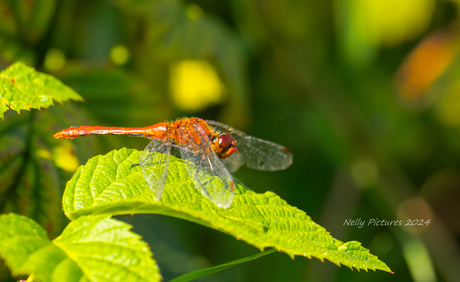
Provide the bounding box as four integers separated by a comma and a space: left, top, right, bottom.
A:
1, 0, 460, 281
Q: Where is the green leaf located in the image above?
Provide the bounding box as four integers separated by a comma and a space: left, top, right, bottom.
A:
170, 249, 277, 282
53, 215, 161, 282
0, 213, 161, 282
0, 213, 51, 273
0, 62, 83, 119
63, 148, 393, 273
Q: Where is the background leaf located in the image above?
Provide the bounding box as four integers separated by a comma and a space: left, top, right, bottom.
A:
0, 0, 57, 45
0, 213, 51, 273
0, 213, 161, 282
53, 214, 161, 282
0, 109, 69, 238
0, 62, 82, 118
63, 148, 392, 273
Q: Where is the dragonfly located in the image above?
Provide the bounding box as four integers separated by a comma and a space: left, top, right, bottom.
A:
54, 117, 293, 208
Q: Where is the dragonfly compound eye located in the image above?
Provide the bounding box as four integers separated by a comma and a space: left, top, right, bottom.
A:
218, 133, 232, 149
212, 133, 237, 159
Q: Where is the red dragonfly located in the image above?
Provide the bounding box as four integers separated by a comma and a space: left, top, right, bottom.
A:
54, 117, 293, 208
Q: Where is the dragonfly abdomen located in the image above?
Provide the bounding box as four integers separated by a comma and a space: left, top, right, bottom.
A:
54, 124, 169, 139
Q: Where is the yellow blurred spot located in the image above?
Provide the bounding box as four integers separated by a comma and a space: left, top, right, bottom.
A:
396, 30, 456, 100
436, 81, 460, 127
352, 0, 435, 47
44, 48, 66, 72
52, 141, 80, 172
110, 45, 130, 65
36, 148, 52, 160
169, 60, 226, 112
186, 4, 203, 20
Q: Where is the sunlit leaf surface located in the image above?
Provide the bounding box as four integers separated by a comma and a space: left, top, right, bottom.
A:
0, 62, 82, 118
63, 148, 392, 273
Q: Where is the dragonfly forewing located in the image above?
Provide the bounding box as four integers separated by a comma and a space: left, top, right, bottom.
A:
238, 136, 293, 170
206, 120, 293, 171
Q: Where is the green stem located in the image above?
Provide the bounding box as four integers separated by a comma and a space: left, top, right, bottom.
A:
170, 249, 277, 282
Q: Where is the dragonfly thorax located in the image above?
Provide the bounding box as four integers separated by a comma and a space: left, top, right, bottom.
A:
168, 118, 210, 145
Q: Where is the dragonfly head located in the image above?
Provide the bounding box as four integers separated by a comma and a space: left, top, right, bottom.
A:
212, 133, 237, 159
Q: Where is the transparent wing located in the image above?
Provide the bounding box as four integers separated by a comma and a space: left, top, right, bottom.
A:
206, 120, 293, 171
140, 139, 171, 201
220, 150, 244, 173
178, 124, 235, 208
180, 147, 235, 208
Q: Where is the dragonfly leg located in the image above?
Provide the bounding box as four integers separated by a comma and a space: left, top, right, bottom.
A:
206, 155, 214, 171
130, 163, 141, 169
